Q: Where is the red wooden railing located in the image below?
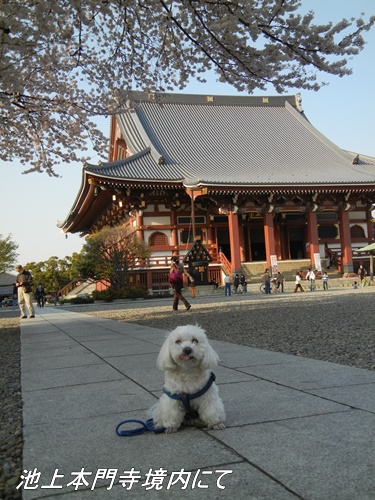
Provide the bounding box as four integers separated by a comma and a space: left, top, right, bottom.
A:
217, 251, 231, 275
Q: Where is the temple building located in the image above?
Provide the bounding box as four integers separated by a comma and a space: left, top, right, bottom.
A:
60, 91, 375, 291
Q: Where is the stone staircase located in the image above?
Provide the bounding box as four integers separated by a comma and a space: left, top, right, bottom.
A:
64, 280, 97, 298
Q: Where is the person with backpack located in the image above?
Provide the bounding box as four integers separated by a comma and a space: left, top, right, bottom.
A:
15, 264, 35, 318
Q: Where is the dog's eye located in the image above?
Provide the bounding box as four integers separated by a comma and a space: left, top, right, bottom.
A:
175, 340, 182, 344
192, 338, 198, 344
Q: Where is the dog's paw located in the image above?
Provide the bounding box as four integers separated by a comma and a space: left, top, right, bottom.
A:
210, 422, 226, 430
164, 426, 179, 434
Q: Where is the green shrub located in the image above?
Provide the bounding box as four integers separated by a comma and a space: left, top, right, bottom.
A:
68, 296, 95, 305
92, 289, 115, 302
122, 286, 149, 300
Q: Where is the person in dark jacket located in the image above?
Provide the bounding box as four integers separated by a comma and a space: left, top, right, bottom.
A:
234, 274, 240, 294
35, 284, 45, 307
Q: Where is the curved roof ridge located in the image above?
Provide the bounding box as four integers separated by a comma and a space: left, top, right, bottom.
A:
116, 101, 165, 165
127, 90, 297, 108
284, 101, 353, 163
85, 147, 152, 172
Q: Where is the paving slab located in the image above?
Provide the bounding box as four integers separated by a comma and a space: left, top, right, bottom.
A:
210, 410, 375, 500
308, 383, 375, 413
238, 358, 375, 390
18, 307, 375, 500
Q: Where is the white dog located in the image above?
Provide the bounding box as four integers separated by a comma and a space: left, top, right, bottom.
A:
151, 325, 226, 433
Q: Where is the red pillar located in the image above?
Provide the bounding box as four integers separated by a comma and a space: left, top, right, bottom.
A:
263, 212, 275, 268
207, 223, 216, 259
136, 212, 144, 242
307, 210, 320, 268
340, 208, 354, 273
170, 209, 178, 256
239, 218, 246, 262
228, 211, 242, 275
274, 224, 281, 260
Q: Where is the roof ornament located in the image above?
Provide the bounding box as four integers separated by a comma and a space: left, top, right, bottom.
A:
352, 154, 359, 164
126, 99, 136, 111
295, 93, 303, 112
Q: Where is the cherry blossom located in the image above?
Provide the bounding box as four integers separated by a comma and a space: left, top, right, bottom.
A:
0, 0, 373, 175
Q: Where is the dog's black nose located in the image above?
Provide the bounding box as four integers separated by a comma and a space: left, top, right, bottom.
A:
183, 347, 193, 355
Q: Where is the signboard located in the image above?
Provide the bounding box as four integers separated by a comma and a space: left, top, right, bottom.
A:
270, 255, 278, 275
314, 253, 322, 272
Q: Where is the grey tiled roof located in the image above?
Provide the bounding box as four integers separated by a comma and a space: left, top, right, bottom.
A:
85, 148, 183, 182
86, 92, 375, 186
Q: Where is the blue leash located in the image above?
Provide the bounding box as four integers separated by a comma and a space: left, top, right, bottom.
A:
116, 418, 165, 436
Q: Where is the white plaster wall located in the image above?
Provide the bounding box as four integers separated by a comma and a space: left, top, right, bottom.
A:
349, 211, 366, 220
143, 216, 170, 226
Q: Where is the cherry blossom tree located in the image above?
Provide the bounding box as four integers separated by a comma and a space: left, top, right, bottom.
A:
0, 0, 374, 175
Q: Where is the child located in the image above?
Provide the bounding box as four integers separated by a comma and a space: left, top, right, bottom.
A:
352, 281, 358, 289
322, 272, 329, 290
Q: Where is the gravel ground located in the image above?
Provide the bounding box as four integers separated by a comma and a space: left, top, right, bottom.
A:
1, 287, 374, 498
0, 313, 22, 500
76, 287, 375, 370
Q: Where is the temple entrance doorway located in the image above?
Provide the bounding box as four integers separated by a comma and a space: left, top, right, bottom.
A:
217, 228, 231, 261
288, 227, 305, 259
250, 228, 266, 261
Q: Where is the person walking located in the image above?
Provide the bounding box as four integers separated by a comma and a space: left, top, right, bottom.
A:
169, 261, 191, 311
322, 272, 329, 290
54, 291, 63, 306
293, 271, 305, 293
276, 271, 285, 292
170, 257, 195, 299
263, 269, 271, 294
224, 274, 231, 296
15, 264, 35, 318
35, 284, 45, 307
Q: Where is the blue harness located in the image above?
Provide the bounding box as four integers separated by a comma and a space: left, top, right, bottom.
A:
163, 371, 216, 419
116, 372, 216, 436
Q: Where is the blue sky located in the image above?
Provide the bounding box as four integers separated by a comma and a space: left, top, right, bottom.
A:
1, 0, 374, 267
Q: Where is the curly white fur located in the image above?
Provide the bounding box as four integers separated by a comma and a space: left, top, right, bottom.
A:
150, 325, 226, 433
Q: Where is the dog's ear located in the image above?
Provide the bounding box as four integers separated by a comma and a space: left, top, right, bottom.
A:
201, 342, 220, 369
157, 337, 176, 371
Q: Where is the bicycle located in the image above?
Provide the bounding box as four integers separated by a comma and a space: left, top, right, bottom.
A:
260, 278, 279, 294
